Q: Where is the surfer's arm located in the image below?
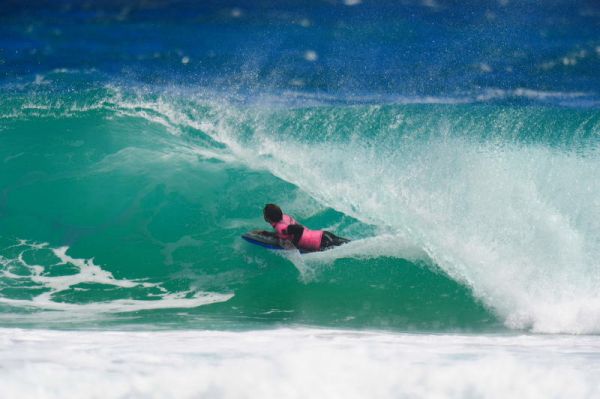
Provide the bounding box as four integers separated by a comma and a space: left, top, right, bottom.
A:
283, 224, 304, 247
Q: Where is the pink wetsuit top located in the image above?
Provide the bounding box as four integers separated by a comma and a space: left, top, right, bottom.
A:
271, 214, 324, 251
272, 214, 297, 242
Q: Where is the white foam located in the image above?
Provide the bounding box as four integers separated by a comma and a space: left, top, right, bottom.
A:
1, 327, 599, 399
285, 234, 429, 282
304, 50, 318, 62
0, 240, 233, 314
476, 88, 590, 102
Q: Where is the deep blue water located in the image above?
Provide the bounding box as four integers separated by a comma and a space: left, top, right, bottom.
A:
2, 0, 599, 103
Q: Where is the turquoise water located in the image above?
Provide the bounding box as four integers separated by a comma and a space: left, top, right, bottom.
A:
1, 84, 598, 334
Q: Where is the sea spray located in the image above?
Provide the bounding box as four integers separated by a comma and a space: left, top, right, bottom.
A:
138, 91, 599, 333
1, 85, 599, 333
202, 101, 600, 333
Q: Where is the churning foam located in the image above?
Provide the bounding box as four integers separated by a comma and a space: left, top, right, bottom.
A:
282, 234, 430, 282
0, 240, 233, 314
1, 327, 599, 399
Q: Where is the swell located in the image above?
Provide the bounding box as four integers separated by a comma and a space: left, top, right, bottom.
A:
1, 86, 599, 333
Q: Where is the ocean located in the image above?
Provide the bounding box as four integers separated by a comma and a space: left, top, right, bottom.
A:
1, 1, 599, 397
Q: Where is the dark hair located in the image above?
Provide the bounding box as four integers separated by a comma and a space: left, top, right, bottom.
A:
263, 204, 283, 223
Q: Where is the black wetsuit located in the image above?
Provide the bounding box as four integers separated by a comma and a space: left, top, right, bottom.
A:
284, 224, 350, 250
320, 231, 350, 249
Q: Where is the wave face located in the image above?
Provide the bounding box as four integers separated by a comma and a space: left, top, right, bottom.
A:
1, 1, 600, 334
0, 84, 598, 333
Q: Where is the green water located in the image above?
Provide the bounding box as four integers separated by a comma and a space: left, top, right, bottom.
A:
1, 87, 598, 333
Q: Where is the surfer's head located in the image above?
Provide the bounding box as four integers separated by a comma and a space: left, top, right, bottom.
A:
263, 204, 283, 223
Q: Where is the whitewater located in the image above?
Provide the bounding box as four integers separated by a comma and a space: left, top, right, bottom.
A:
2, 328, 600, 399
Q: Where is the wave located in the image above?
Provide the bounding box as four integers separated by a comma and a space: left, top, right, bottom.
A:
110, 88, 599, 333
1, 85, 599, 333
